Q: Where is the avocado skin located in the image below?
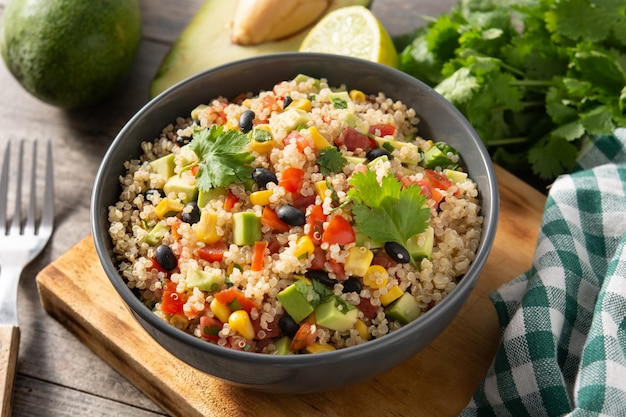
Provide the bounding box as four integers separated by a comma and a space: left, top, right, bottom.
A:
0, 0, 142, 109
149, 0, 371, 98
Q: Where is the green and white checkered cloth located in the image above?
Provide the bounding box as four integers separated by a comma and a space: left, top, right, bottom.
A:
461, 128, 626, 417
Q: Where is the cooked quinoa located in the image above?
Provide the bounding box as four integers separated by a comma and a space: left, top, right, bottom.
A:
108, 74, 483, 354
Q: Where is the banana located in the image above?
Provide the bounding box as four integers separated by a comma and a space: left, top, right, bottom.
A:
231, 0, 330, 45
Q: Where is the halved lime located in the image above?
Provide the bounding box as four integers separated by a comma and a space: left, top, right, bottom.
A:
299, 6, 398, 67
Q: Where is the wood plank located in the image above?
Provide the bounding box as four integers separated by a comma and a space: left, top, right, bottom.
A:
35, 164, 546, 417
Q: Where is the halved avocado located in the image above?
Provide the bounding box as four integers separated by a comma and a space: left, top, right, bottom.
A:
150, 0, 371, 97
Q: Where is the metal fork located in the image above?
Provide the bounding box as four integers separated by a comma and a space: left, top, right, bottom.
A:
0, 140, 54, 417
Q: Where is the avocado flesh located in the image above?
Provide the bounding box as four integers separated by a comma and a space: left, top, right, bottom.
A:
150, 0, 371, 97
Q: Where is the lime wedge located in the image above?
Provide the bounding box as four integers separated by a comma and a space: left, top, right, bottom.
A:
299, 6, 398, 67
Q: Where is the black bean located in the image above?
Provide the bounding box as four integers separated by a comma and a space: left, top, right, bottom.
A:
145, 188, 164, 202
181, 202, 201, 224
305, 269, 335, 287
342, 277, 363, 294
384, 241, 411, 264
239, 110, 255, 133
283, 96, 293, 109
279, 315, 299, 338
252, 167, 278, 189
276, 205, 305, 226
366, 148, 393, 162
176, 135, 192, 146
155, 244, 177, 271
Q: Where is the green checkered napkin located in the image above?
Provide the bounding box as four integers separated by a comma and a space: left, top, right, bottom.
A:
461, 128, 626, 417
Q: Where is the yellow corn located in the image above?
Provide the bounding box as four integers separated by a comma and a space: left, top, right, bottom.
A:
305, 342, 336, 354
284, 97, 312, 112
250, 125, 276, 154
190, 104, 207, 120
210, 298, 232, 323
249, 189, 274, 206
155, 198, 184, 218
349, 89, 366, 103
196, 211, 221, 244
380, 285, 404, 306
363, 265, 389, 289
294, 235, 315, 260
228, 310, 255, 340
314, 180, 329, 200
309, 126, 332, 150
344, 246, 374, 277
355, 319, 371, 340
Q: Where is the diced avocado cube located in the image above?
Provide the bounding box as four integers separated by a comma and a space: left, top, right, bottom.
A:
148, 153, 175, 179
422, 145, 451, 169
444, 169, 468, 183
275, 109, 310, 132
406, 226, 434, 261
197, 186, 226, 208
384, 292, 421, 325
293, 74, 321, 89
272, 336, 294, 355
186, 269, 224, 292
232, 212, 261, 246
163, 175, 198, 203
277, 283, 315, 323
327, 91, 351, 109
354, 230, 384, 249
145, 222, 169, 246
344, 155, 367, 166
372, 137, 420, 165
191, 104, 207, 120
315, 296, 358, 332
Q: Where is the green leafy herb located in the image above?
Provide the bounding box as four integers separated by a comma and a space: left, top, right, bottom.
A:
294, 278, 332, 307
188, 126, 255, 192
347, 170, 430, 246
317, 147, 347, 176
396, 0, 626, 185
331, 97, 348, 109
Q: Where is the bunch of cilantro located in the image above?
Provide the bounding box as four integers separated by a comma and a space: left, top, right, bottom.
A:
396, 0, 626, 187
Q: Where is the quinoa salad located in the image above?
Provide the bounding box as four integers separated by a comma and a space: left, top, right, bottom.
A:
108, 74, 483, 354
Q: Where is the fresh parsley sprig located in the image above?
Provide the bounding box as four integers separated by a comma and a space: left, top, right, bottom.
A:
316, 147, 347, 176
187, 125, 255, 192
347, 170, 430, 247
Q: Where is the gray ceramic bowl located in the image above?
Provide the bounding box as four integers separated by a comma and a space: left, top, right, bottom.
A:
91, 52, 499, 393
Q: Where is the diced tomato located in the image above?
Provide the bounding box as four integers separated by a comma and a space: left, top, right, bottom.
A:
368, 124, 396, 137
371, 250, 397, 269
356, 297, 379, 320
150, 257, 169, 274
199, 316, 223, 341
279, 167, 305, 193
214, 287, 257, 313
336, 127, 376, 152
252, 313, 282, 340
310, 246, 326, 270
228, 336, 256, 352
290, 322, 318, 351
251, 241, 268, 272
328, 258, 346, 280
161, 280, 186, 315
424, 169, 453, 190
197, 241, 228, 263
191, 165, 200, 176
267, 239, 283, 254
306, 204, 327, 244
224, 190, 239, 211
292, 193, 316, 212
282, 131, 309, 153
321, 214, 355, 245
261, 206, 290, 233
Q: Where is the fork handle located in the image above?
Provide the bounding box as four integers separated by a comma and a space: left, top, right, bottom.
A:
0, 325, 19, 417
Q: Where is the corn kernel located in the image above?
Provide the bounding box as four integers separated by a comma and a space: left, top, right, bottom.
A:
355, 319, 371, 340
314, 180, 329, 200
309, 126, 332, 150
349, 89, 366, 103
363, 265, 389, 289
251, 125, 277, 154
228, 310, 255, 340
294, 235, 315, 260
210, 298, 231, 323
190, 104, 207, 120
249, 189, 274, 206
380, 285, 404, 306
344, 246, 374, 277
305, 342, 336, 354
285, 97, 312, 112
196, 211, 221, 244
155, 198, 184, 218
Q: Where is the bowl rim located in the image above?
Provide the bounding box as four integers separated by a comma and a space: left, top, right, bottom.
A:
91, 52, 500, 365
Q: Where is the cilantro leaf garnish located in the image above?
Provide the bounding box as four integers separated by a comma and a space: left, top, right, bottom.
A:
317, 147, 347, 176
347, 170, 430, 246
188, 126, 255, 191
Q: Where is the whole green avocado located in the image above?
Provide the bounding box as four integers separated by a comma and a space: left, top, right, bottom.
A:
0, 0, 142, 109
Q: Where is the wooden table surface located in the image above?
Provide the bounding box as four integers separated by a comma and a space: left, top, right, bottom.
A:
0, 0, 507, 415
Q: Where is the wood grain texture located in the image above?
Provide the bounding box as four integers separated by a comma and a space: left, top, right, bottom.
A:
0, 325, 19, 417
35, 164, 546, 417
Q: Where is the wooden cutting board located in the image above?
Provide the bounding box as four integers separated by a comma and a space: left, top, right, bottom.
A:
36, 165, 546, 417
